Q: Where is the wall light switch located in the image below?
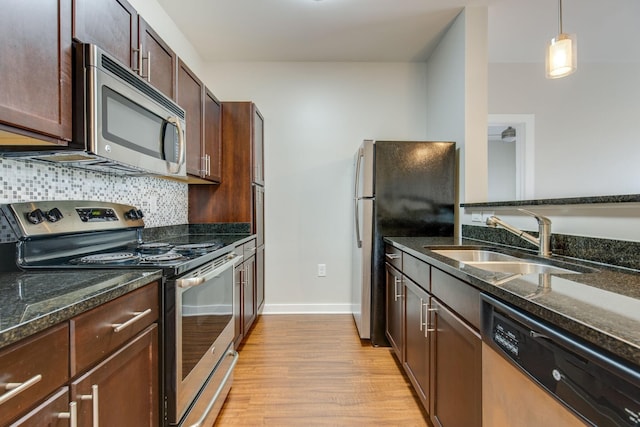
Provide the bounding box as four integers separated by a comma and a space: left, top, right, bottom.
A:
317, 264, 326, 277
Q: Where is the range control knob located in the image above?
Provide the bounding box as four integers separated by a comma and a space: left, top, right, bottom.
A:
45, 208, 64, 222
125, 209, 144, 220
26, 209, 45, 224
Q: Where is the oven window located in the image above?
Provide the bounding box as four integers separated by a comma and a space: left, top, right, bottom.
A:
181, 267, 233, 380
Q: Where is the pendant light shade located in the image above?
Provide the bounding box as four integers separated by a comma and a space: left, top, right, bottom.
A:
545, 0, 577, 79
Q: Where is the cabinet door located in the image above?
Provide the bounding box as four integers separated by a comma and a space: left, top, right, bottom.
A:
138, 17, 175, 99
71, 325, 158, 427
385, 264, 403, 360
403, 278, 431, 411
256, 245, 265, 314
242, 256, 256, 336
0, 0, 72, 143
203, 88, 222, 182
430, 301, 482, 427
10, 387, 70, 427
73, 0, 138, 69
177, 59, 204, 178
252, 105, 264, 185
0, 324, 69, 426
233, 260, 243, 348
253, 185, 265, 246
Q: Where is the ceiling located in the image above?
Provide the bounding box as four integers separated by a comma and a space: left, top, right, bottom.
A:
156, 0, 640, 63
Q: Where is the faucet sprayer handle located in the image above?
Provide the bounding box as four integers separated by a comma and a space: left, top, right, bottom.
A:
517, 208, 552, 225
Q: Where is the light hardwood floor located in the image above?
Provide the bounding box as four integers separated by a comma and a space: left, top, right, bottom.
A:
215, 314, 429, 426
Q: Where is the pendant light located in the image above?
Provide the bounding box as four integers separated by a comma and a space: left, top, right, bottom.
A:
545, 0, 577, 79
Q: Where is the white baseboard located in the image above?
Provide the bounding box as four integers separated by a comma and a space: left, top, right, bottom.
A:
261, 303, 352, 314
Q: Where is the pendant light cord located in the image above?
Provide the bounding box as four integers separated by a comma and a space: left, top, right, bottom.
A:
558, 0, 563, 34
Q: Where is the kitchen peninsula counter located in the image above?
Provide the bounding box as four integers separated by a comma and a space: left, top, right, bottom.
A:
385, 236, 640, 366
0, 269, 162, 350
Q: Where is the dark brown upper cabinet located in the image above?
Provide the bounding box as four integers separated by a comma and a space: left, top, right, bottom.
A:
73, 0, 138, 69
73, 0, 176, 100
138, 17, 177, 100
204, 88, 223, 182
177, 59, 204, 179
0, 0, 72, 144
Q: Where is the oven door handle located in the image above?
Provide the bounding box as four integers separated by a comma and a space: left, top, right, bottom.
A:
176, 254, 243, 289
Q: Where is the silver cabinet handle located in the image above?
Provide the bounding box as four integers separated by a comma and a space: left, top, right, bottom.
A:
57, 401, 78, 427
0, 374, 42, 404
425, 304, 437, 338
206, 154, 211, 176
385, 253, 400, 260
79, 384, 99, 427
145, 50, 151, 82
112, 309, 151, 333
393, 276, 403, 301
419, 298, 427, 332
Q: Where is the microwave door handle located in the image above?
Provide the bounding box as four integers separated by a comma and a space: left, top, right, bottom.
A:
165, 116, 185, 174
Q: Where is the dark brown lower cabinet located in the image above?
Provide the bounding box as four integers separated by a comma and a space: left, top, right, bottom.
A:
256, 245, 265, 313
71, 325, 158, 427
403, 278, 431, 410
430, 300, 482, 427
385, 264, 404, 359
242, 255, 256, 336
10, 387, 70, 427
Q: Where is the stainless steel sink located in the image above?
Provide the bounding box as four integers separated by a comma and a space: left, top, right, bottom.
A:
428, 248, 593, 275
430, 249, 521, 263
462, 261, 579, 275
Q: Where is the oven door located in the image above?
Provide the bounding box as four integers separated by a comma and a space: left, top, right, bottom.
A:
173, 252, 241, 424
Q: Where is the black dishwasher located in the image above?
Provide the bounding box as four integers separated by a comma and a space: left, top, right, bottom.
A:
481, 294, 640, 427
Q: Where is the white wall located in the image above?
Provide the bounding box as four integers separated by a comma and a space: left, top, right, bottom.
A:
425, 7, 488, 206
489, 62, 640, 199
203, 62, 428, 313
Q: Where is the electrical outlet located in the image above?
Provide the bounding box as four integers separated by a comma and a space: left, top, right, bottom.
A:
317, 264, 326, 277
471, 212, 482, 222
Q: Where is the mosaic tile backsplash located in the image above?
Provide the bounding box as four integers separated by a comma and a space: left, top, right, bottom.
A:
0, 158, 188, 241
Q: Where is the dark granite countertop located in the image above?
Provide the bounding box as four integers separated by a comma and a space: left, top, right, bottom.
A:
0, 269, 162, 350
0, 227, 254, 352
460, 193, 640, 208
384, 236, 640, 367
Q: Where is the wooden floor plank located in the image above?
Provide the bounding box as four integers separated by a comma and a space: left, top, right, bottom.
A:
214, 314, 429, 426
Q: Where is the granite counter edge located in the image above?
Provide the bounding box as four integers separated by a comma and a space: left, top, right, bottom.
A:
0, 270, 162, 350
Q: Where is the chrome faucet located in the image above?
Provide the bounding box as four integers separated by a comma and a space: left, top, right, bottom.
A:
485, 209, 552, 257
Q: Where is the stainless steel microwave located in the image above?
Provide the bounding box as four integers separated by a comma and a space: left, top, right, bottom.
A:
2, 43, 187, 177
74, 43, 186, 177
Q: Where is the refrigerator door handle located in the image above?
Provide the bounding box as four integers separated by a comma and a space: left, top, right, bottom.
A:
354, 147, 363, 248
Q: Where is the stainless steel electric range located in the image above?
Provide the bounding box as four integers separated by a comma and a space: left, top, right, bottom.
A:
1, 200, 243, 427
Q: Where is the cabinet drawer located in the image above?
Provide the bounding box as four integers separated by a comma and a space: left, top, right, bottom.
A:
384, 244, 402, 269
431, 268, 480, 330
10, 386, 70, 427
0, 324, 69, 426
243, 238, 257, 260
70, 281, 159, 375
403, 253, 430, 292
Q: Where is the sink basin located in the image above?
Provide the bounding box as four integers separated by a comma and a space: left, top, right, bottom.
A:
462, 261, 579, 275
428, 247, 595, 276
430, 249, 521, 263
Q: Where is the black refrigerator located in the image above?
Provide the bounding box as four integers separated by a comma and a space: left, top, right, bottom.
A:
352, 140, 456, 346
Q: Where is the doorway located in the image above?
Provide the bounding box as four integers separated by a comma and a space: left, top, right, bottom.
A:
487, 114, 535, 201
